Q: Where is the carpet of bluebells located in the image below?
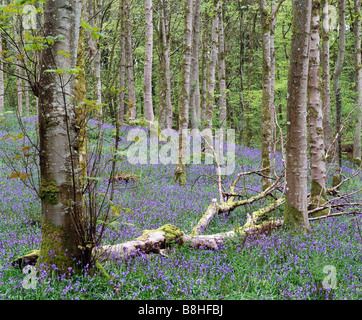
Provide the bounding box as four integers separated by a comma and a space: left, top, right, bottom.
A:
0, 114, 361, 300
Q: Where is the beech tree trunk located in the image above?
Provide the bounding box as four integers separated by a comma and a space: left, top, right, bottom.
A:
119, 0, 126, 123
13, 16, 22, 117
125, 0, 137, 121
321, 0, 332, 155
308, 0, 327, 215
353, 0, 362, 165
332, 0, 345, 187
189, 0, 201, 130
200, 11, 209, 126
37, 0, 83, 272
284, 0, 312, 230
218, 5, 226, 130
174, 0, 193, 186
205, 0, 219, 130
260, 0, 272, 190
144, 0, 154, 122
270, 1, 276, 141
0, 35, 3, 115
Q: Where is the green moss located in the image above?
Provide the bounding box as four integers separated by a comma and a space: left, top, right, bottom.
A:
283, 200, 305, 230
309, 180, 328, 218
37, 219, 75, 273
137, 224, 184, 243
353, 158, 361, 167
39, 179, 59, 205
331, 175, 341, 188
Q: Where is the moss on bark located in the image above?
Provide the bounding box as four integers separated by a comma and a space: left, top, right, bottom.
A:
37, 219, 76, 273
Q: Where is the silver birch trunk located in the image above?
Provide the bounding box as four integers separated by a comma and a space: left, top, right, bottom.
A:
189, 0, 201, 129
308, 0, 327, 215
284, 0, 312, 230
37, 0, 83, 271
174, 0, 193, 186
144, 0, 154, 122
321, 0, 332, 155
260, 0, 272, 191
332, 0, 345, 186
353, 0, 361, 165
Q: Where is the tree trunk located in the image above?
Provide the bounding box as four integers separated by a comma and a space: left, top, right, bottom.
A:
308, 0, 327, 216
284, 0, 312, 230
37, 0, 83, 272
189, 0, 201, 130
205, 0, 219, 130
260, 0, 272, 190
0, 35, 3, 115
13, 16, 22, 117
174, 0, 193, 186
321, 0, 332, 155
270, 1, 276, 142
200, 11, 209, 127
144, 0, 154, 122
157, 0, 169, 127
332, 0, 345, 187
119, 0, 126, 124
125, 0, 137, 121
218, 5, 226, 130
245, 10, 257, 147
353, 0, 362, 165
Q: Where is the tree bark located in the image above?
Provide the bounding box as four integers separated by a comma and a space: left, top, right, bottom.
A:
37, 0, 83, 272
260, 0, 272, 190
353, 0, 362, 165
119, 0, 126, 124
174, 0, 193, 186
189, 0, 201, 130
308, 0, 327, 216
205, 0, 219, 130
218, 5, 226, 130
144, 0, 155, 122
125, 0, 137, 121
13, 16, 22, 117
284, 0, 312, 230
200, 11, 209, 127
0, 35, 3, 115
332, 0, 345, 187
321, 0, 332, 155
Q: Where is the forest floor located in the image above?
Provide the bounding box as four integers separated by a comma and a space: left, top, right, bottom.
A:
0, 114, 361, 300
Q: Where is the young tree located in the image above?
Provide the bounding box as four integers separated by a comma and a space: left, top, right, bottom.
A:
308, 0, 327, 215
37, 0, 83, 272
284, 0, 312, 230
353, 0, 361, 165
332, 0, 345, 186
144, 0, 154, 122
